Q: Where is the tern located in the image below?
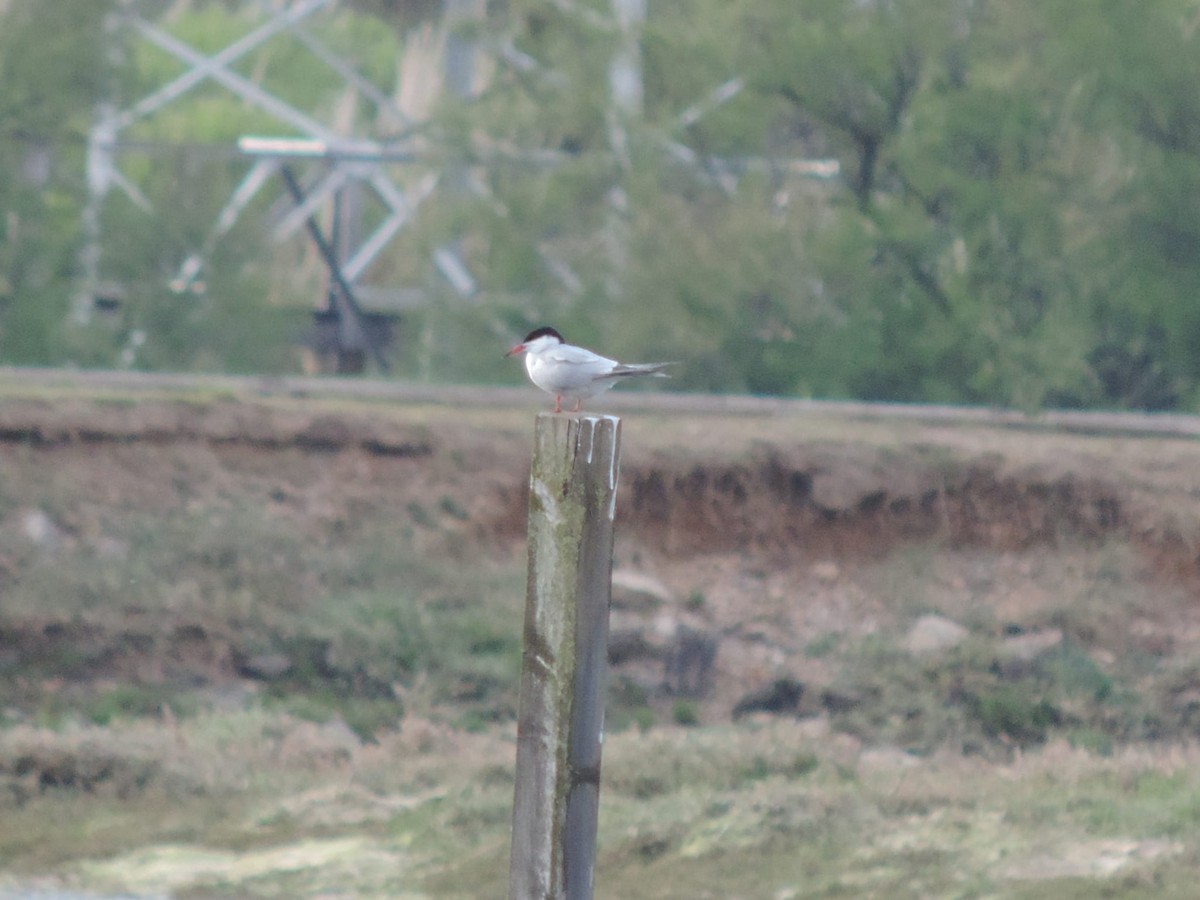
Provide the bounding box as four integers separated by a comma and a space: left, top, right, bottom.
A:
505, 326, 671, 413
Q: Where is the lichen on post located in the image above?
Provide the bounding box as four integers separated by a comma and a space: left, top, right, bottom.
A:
509, 413, 622, 900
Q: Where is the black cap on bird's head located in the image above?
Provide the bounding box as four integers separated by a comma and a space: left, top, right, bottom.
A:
506, 325, 564, 357
522, 326, 564, 344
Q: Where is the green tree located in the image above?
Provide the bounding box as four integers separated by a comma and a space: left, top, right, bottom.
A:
0, 0, 117, 363
739, 0, 1103, 406
1040, 0, 1200, 409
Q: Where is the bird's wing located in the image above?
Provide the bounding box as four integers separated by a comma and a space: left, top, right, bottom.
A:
543, 345, 619, 378
595, 361, 672, 381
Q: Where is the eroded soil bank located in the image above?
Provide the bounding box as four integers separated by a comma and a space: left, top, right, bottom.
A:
4, 383, 1200, 896
0, 391, 1198, 743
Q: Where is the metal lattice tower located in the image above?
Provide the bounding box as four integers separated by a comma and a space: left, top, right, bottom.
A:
80, 0, 491, 371
80, 0, 837, 372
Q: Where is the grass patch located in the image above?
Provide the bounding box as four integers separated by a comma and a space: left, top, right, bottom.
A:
5, 699, 1200, 897
970, 686, 1060, 744
438, 495, 470, 520
804, 631, 841, 657
671, 701, 700, 727
0, 501, 524, 734
825, 607, 1161, 755
85, 684, 199, 726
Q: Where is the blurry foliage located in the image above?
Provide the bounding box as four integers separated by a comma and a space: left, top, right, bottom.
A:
0, 0, 117, 364
2, 0, 1200, 408
741, 0, 1200, 410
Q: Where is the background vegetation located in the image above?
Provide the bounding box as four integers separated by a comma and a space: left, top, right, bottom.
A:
2, 0, 1200, 409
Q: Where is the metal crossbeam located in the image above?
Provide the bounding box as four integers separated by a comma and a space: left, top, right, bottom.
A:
290, 23, 413, 128
272, 166, 355, 240
239, 136, 464, 296
279, 165, 390, 372
115, 0, 333, 133
129, 14, 336, 140
343, 171, 439, 281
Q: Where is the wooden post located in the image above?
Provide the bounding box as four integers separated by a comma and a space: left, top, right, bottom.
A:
509, 414, 622, 900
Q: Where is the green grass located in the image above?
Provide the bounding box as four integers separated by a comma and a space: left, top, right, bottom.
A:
19, 701, 1200, 900
0, 497, 525, 736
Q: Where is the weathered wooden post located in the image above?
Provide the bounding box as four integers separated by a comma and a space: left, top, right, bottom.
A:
509, 413, 622, 900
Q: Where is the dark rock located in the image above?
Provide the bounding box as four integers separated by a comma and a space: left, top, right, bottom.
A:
732, 678, 804, 719
663, 625, 718, 698
820, 688, 862, 714
608, 629, 659, 665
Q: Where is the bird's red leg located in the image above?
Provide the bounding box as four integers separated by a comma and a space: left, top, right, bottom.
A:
554, 395, 562, 413
571, 398, 583, 413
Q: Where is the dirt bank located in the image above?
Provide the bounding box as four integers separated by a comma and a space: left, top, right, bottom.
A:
1, 383, 1199, 744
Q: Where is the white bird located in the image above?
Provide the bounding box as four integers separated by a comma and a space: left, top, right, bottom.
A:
505, 326, 671, 413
